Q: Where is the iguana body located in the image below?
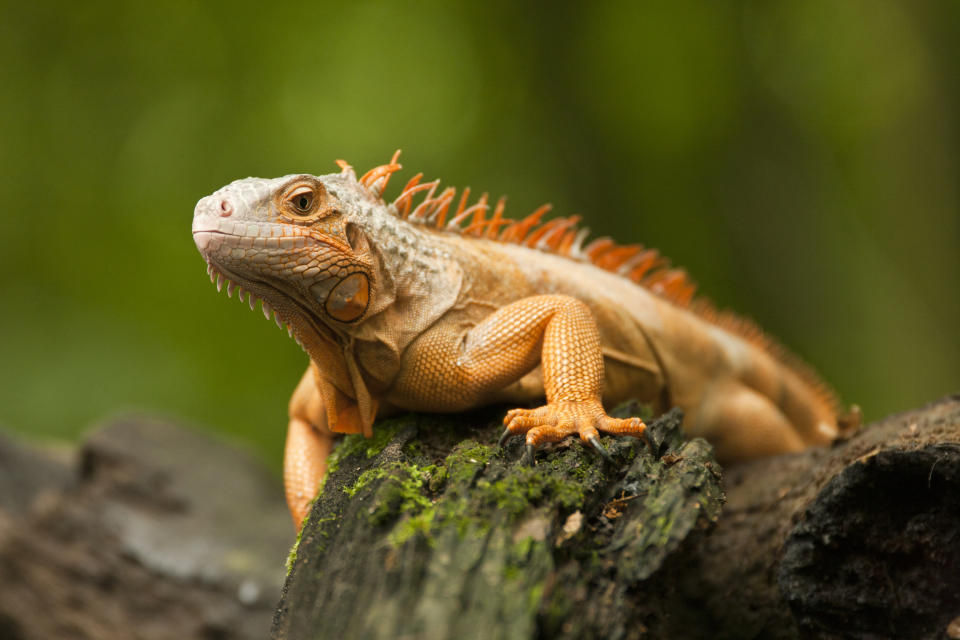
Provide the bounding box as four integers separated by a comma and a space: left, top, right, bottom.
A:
192, 152, 856, 528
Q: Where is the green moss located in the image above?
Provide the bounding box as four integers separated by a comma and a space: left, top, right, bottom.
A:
443, 440, 493, 489
326, 418, 408, 474
345, 461, 434, 497
340, 442, 498, 547
562, 448, 607, 482
329, 409, 654, 553
402, 440, 425, 457
526, 581, 545, 612
388, 506, 437, 546
428, 465, 448, 492
344, 466, 389, 497
474, 466, 586, 518
285, 493, 321, 573
511, 534, 537, 559
286, 511, 337, 576
343, 461, 442, 534
503, 534, 550, 616
285, 526, 303, 576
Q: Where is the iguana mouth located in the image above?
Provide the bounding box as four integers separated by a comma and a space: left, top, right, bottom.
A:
192, 227, 321, 252
192, 229, 226, 252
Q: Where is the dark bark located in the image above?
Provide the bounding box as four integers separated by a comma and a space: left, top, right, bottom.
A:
2, 397, 957, 639
275, 396, 960, 640
684, 395, 960, 640
0, 416, 292, 640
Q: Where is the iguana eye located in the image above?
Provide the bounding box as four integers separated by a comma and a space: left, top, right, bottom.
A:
287, 187, 315, 215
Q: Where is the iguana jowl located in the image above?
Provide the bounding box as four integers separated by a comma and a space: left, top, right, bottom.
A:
192, 151, 858, 529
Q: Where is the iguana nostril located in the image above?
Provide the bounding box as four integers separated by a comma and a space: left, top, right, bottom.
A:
219, 199, 233, 217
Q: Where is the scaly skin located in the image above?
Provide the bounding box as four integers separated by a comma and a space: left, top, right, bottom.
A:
192, 153, 857, 529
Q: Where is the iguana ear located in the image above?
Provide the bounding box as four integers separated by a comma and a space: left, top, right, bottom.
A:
343, 221, 396, 321
351, 252, 463, 351
325, 273, 370, 323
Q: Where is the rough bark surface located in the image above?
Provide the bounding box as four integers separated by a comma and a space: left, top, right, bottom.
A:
275, 396, 960, 640
0, 416, 292, 640
2, 397, 957, 639
273, 404, 726, 640
672, 394, 960, 640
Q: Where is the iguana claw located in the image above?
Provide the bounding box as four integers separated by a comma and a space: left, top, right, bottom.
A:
588, 435, 613, 463
498, 400, 646, 466
521, 444, 536, 466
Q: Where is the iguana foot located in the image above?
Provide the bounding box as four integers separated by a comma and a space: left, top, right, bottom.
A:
498, 400, 647, 465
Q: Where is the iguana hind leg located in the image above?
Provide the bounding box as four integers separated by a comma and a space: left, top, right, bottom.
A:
689, 381, 805, 463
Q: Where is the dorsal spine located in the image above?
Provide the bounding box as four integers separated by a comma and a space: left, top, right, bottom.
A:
342, 150, 843, 416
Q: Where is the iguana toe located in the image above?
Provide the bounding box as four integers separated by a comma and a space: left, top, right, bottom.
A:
498, 401, 647, 464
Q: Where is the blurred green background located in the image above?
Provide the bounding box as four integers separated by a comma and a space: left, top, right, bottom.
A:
2, 0, 958, 467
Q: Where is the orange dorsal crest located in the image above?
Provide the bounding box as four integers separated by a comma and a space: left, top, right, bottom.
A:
344, 151, 842, 416
345, 150, 700, 310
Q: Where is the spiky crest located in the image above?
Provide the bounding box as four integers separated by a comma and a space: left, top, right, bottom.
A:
343, 150, 704, 309
343, 151, 843, 415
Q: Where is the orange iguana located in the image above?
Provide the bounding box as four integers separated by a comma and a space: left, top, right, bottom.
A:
192, 151, 859, 528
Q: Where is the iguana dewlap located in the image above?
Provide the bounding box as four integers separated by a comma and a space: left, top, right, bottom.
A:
192, 151, 857, 529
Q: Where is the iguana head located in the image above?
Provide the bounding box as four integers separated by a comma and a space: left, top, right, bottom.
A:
193, 172, 390, 345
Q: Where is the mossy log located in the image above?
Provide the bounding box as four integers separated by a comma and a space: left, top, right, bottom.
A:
683, 394, 960, 640
275, 396, 960, 640
273, 404, 725, 640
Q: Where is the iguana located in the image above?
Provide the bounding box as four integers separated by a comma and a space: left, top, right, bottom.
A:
192, 151, 859, 528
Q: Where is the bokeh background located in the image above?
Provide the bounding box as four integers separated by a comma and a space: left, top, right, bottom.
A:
2, 0, 958, 467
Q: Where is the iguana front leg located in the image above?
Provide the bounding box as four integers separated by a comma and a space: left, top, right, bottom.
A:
285, 368, 335, 528
393, 295, 648, 462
